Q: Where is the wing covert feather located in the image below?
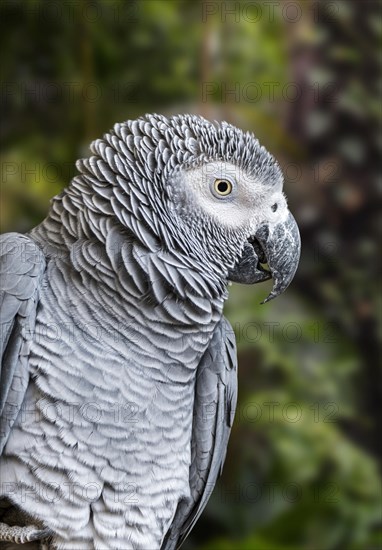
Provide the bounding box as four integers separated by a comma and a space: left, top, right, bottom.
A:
0, 233, 46, 454
162, 317, 238, 550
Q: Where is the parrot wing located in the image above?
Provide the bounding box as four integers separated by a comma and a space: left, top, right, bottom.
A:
162, 316, 238, 550
0, 233, 46, 454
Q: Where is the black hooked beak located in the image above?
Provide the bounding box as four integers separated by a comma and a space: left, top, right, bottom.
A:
228, 212, 301, 303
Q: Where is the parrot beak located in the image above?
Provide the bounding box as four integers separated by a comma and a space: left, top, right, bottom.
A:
228, 212, 301, 303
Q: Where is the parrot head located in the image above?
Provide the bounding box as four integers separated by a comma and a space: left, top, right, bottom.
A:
156, 115, 301, 303
78, 114, 300, 302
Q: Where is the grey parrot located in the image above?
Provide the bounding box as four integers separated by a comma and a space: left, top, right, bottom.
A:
0, 114, 300, 549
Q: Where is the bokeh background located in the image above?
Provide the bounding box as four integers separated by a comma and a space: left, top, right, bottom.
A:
0, 1, 380, 549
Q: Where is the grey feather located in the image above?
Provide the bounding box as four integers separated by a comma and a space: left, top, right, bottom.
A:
161, 317, 237, 550
0, 233, 46, 453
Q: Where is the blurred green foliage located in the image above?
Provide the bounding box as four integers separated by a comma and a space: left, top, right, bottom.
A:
0, 1, 380, 549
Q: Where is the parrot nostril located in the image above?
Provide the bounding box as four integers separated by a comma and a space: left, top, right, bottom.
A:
271, 203, 278, 212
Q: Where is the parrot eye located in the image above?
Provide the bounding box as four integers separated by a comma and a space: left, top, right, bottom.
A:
213, 179, 233, 197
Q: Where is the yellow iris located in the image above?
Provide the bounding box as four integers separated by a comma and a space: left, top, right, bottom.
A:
214, 179, 232, 196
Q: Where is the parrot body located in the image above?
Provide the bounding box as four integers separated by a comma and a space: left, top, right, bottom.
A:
0, 114, 300, 549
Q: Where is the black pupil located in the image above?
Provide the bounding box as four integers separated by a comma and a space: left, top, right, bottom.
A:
271, 203, 278, 212
218, 181, 229, 193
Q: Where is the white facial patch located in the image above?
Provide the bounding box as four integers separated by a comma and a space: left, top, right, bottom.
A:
182, 161, 286, 233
